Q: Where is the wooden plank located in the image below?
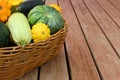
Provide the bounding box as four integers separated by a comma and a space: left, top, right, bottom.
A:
95, 0, 120, 28
45, 0, 57, 4
39, 0, 69, 80
93, 0, 120, 57
40, 47, 69, 80
94, 0, 120, 56
59, 0, 100, 80
70, 0, 120, 79
19, 69, 38, 80
108, 0, 120, 11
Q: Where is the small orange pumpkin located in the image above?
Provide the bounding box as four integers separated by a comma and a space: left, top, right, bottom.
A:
0, 0, 11, 22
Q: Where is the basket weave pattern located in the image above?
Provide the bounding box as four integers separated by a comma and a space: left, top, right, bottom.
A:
0, 25, 68, 80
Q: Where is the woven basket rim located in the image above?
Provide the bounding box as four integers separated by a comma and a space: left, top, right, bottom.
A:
0, 24, 68, 55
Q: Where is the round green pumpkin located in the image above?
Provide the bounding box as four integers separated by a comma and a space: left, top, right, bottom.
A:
28, 5, 65, 34
0, 22, 11, 48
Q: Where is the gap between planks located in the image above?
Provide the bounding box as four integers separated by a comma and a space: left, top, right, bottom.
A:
59, 0, 101, 80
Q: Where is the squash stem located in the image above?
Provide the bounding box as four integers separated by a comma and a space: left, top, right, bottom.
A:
20, 41, 26, 48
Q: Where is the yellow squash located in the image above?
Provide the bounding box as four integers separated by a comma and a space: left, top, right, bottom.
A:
8, 0, 23, 6
31, 23, 50, 42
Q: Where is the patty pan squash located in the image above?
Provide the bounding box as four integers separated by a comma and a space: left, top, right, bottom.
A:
31, 23, 50, 42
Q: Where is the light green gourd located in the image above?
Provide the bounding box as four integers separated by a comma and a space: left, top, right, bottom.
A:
8, 12, 32, 47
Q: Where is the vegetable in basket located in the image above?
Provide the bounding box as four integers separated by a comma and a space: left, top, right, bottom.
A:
8, 0, 23, 6
8, 12, 32, 47
49, 4, 62, 13
28, 5, 65, 34
11, 0, 45, 15
31, 23, 50, 42
0, 0, 11, 22
0, 22, 11, 48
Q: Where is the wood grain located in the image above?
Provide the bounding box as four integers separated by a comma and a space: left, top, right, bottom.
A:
94, 0, 120, 56
45, 0, 58, 4
71, 0, 120, 79
95, 0, 120, 28
19, 69, 38, 80
108, 0, 120, 11
59, 0, 100, 80
40, 47, 69, 80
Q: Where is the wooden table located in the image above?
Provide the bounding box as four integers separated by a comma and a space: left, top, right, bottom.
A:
19, 0, 120, 80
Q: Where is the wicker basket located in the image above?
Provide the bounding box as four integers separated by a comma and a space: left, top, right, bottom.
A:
0, 25, 68, 80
